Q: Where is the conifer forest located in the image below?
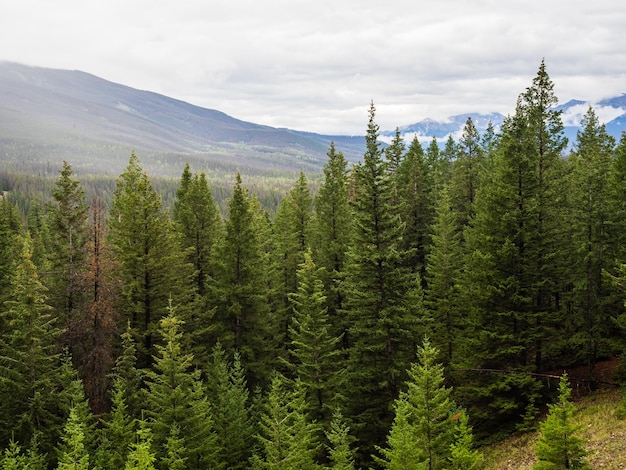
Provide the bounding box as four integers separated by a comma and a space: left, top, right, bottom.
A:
2, 61, 626, 469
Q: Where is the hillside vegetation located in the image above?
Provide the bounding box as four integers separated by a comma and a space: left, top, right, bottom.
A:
484, 387, 626, 469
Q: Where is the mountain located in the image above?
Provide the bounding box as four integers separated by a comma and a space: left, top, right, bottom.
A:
381, 112, 506, 142
2, 62, 625, 179
0, 62, 365, 177
384, 96, 626, 148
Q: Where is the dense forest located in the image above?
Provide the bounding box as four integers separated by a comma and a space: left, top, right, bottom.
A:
1, 60, 625, 469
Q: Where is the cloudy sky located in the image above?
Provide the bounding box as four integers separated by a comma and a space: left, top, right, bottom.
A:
1, 0, 625, 135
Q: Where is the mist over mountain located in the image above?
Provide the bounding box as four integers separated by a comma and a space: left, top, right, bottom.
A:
0, 62, 365, 177
1, 62, 625, 178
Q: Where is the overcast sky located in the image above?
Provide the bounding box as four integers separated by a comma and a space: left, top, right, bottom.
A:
1, 0, 625, 135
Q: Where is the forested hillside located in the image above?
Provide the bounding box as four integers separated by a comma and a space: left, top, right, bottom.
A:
1, 61, 625, 469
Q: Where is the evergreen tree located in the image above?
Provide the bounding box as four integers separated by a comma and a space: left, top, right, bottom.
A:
212, 173, 272, 388
124, 423, 156, 470
385, 128, 406, 178
272, 171, 313, 350
341, 102, 419, 462
424, 187, 464, 366
313, 142, 351, 343
46, 161, 90, 333
252, 374, 320, 469
374, 399, 425, 470
0, 234, 64, 456
534, 373, 590, 469
206, 343, 254, 470
287, 252, 345, 427
567, 107, 616, 377
97, 376, 136, 470
449, 117, 484, 231
376, 339, 480, 470
397, 135, 434, 276
607, 132, 626, 265
173, 164, 222, 362
110, 323, 143, 421
107, 152, 193, 366
0, 198, 22, 304
143, 310, 218, 469
55, 406, 90, 470
460, 61, 568, 431
448, 412, 484, 470
27, 202, 51, 276
325, 410, 356, 470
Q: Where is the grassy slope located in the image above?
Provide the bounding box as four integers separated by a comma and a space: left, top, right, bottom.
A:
483, 387, 626, 469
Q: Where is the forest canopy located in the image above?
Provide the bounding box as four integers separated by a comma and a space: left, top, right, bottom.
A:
0, 60, 624, 469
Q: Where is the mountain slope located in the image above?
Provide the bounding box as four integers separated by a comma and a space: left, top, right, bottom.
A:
0, 62, 364, 177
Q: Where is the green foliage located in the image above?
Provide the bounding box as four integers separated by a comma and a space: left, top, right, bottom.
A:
107, 152, 193, 366
206, 343, 254, 470
342, 102, 421, 461
567, 107, 616, 373
124, 423, 156, 470
173, 164, 222, 362
287, 252, 345, 426
448, 412, 484, 470
143, 309, 218, 469
534, 373, 590, 469
376, 339, 481, 470
45, 160, 90, 330
253, 374, 320, 469
312, 142, 351, 348
212, 172, 273, 388
0, 234, 65, 457
55, 406, 90, 470
325, 410, 356, 470
424, 187, 463, 366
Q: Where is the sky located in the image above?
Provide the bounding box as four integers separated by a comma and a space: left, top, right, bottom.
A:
1, 0, 625, 135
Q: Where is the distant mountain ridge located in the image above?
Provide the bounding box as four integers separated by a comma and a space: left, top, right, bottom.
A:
0, 62, 365, 177
1, 62, 625, 178
385, 96, 626, 146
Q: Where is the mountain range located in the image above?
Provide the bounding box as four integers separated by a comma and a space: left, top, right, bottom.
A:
1, 61, 625, 178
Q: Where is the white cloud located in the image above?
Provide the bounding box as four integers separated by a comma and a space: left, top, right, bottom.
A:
1, 0, 625, 134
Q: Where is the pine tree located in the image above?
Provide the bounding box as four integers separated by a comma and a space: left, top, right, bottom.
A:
341, 102, 420, 462
448, 412, 484, 470
287, 252, 345, 427
107, 152, 193, 366
46, 161, 90, 332
97, 377, 136, 470
449, 117, 484, 231
325, 410, 356, 470
460, 61, 568, 431
161, 424, 187, 470
212, 173, 272, 388
143, 309, 218, 469
173, 164, 222, 362
206, 343, 254, 470
374, 399, 425, 470
124, 423, 156, 470
0, 234, 64, 456
55, 406, 90, 470
376, 339, 480, 470
397, 135, 434, 276
424, 187, 464, 366
312, 142, 351, 344
567, 106, 616, 377
272, 171, 313, 356
252, 374, 320, 469
0, 198, 22, 304
534, 373, 590, 469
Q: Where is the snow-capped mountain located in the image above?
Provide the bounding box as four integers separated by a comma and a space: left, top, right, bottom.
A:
383, 95, 626, 146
